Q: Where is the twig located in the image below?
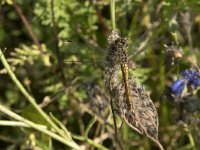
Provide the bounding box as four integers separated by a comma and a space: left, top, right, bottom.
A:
12, 0, 42, 52
95, 6, 110, 35
146, 135, 164, 150
110, 96, 124, 150
50, 0, 66, 87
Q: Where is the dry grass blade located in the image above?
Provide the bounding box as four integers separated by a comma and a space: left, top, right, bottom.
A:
111, 77, 164, 149
117, 78, 158, 139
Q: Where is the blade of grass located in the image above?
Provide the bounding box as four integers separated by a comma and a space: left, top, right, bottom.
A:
0, 120, 46, 128
0, 49, 68, 139
0, 103, 81, 149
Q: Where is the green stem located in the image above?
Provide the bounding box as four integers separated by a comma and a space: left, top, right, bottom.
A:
86, 138, 108, 150
50, 113, 72, 139
0, 120, 46, 128
0, 104, 80, 149
186, 127, 196, 150
0, 49, 67, 139
85, 116, 96, 137
110, 0, 116, 30
72, 134, 109, 150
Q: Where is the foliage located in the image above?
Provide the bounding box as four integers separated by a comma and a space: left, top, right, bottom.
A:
0, 0, 200, 149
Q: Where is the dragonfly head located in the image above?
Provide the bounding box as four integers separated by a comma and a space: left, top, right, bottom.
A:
108, 30, 120, 44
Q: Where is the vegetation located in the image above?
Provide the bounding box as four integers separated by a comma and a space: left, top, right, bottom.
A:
0, 0, 200, 149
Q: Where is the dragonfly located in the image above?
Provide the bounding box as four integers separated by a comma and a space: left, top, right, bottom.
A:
57, 20, 161, 110
52, 20, 162, 148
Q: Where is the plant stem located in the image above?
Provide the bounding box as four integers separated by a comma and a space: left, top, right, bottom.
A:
0, 120, 46, 128
110, 96, 124, 150
72, 134, 109, 150
85, 116, 97, 137
50, 0, 66, 87
12, 0, 42, 52
0, 49, 67, 140
110, 0, 116, 30
0, 104, 80, 150
186, 127, 196, 150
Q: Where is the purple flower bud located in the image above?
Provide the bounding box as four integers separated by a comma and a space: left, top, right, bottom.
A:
171, 79, 187, 96
171, 68, 200, 96
181, 69, 199, 89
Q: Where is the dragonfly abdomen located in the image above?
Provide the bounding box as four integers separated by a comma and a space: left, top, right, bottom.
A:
120, 63, 133, 111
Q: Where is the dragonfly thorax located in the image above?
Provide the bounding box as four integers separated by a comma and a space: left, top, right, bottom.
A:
115, 37, 129, 65
106, 31, 129, 67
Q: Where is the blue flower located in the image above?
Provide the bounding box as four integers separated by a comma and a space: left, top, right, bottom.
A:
171, 79, 187, 96
171, 69, 200, 96
181, 68, 199, 89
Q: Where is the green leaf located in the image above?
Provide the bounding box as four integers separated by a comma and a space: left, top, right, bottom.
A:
21, 105, 49, 126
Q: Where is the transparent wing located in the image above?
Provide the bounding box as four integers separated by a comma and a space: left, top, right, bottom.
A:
127, 19, 161, 59
57, 40, 108, 68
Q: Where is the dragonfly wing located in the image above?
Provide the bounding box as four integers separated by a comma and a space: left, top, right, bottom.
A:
58, 40, 107, 68
127, 19, 161, 59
